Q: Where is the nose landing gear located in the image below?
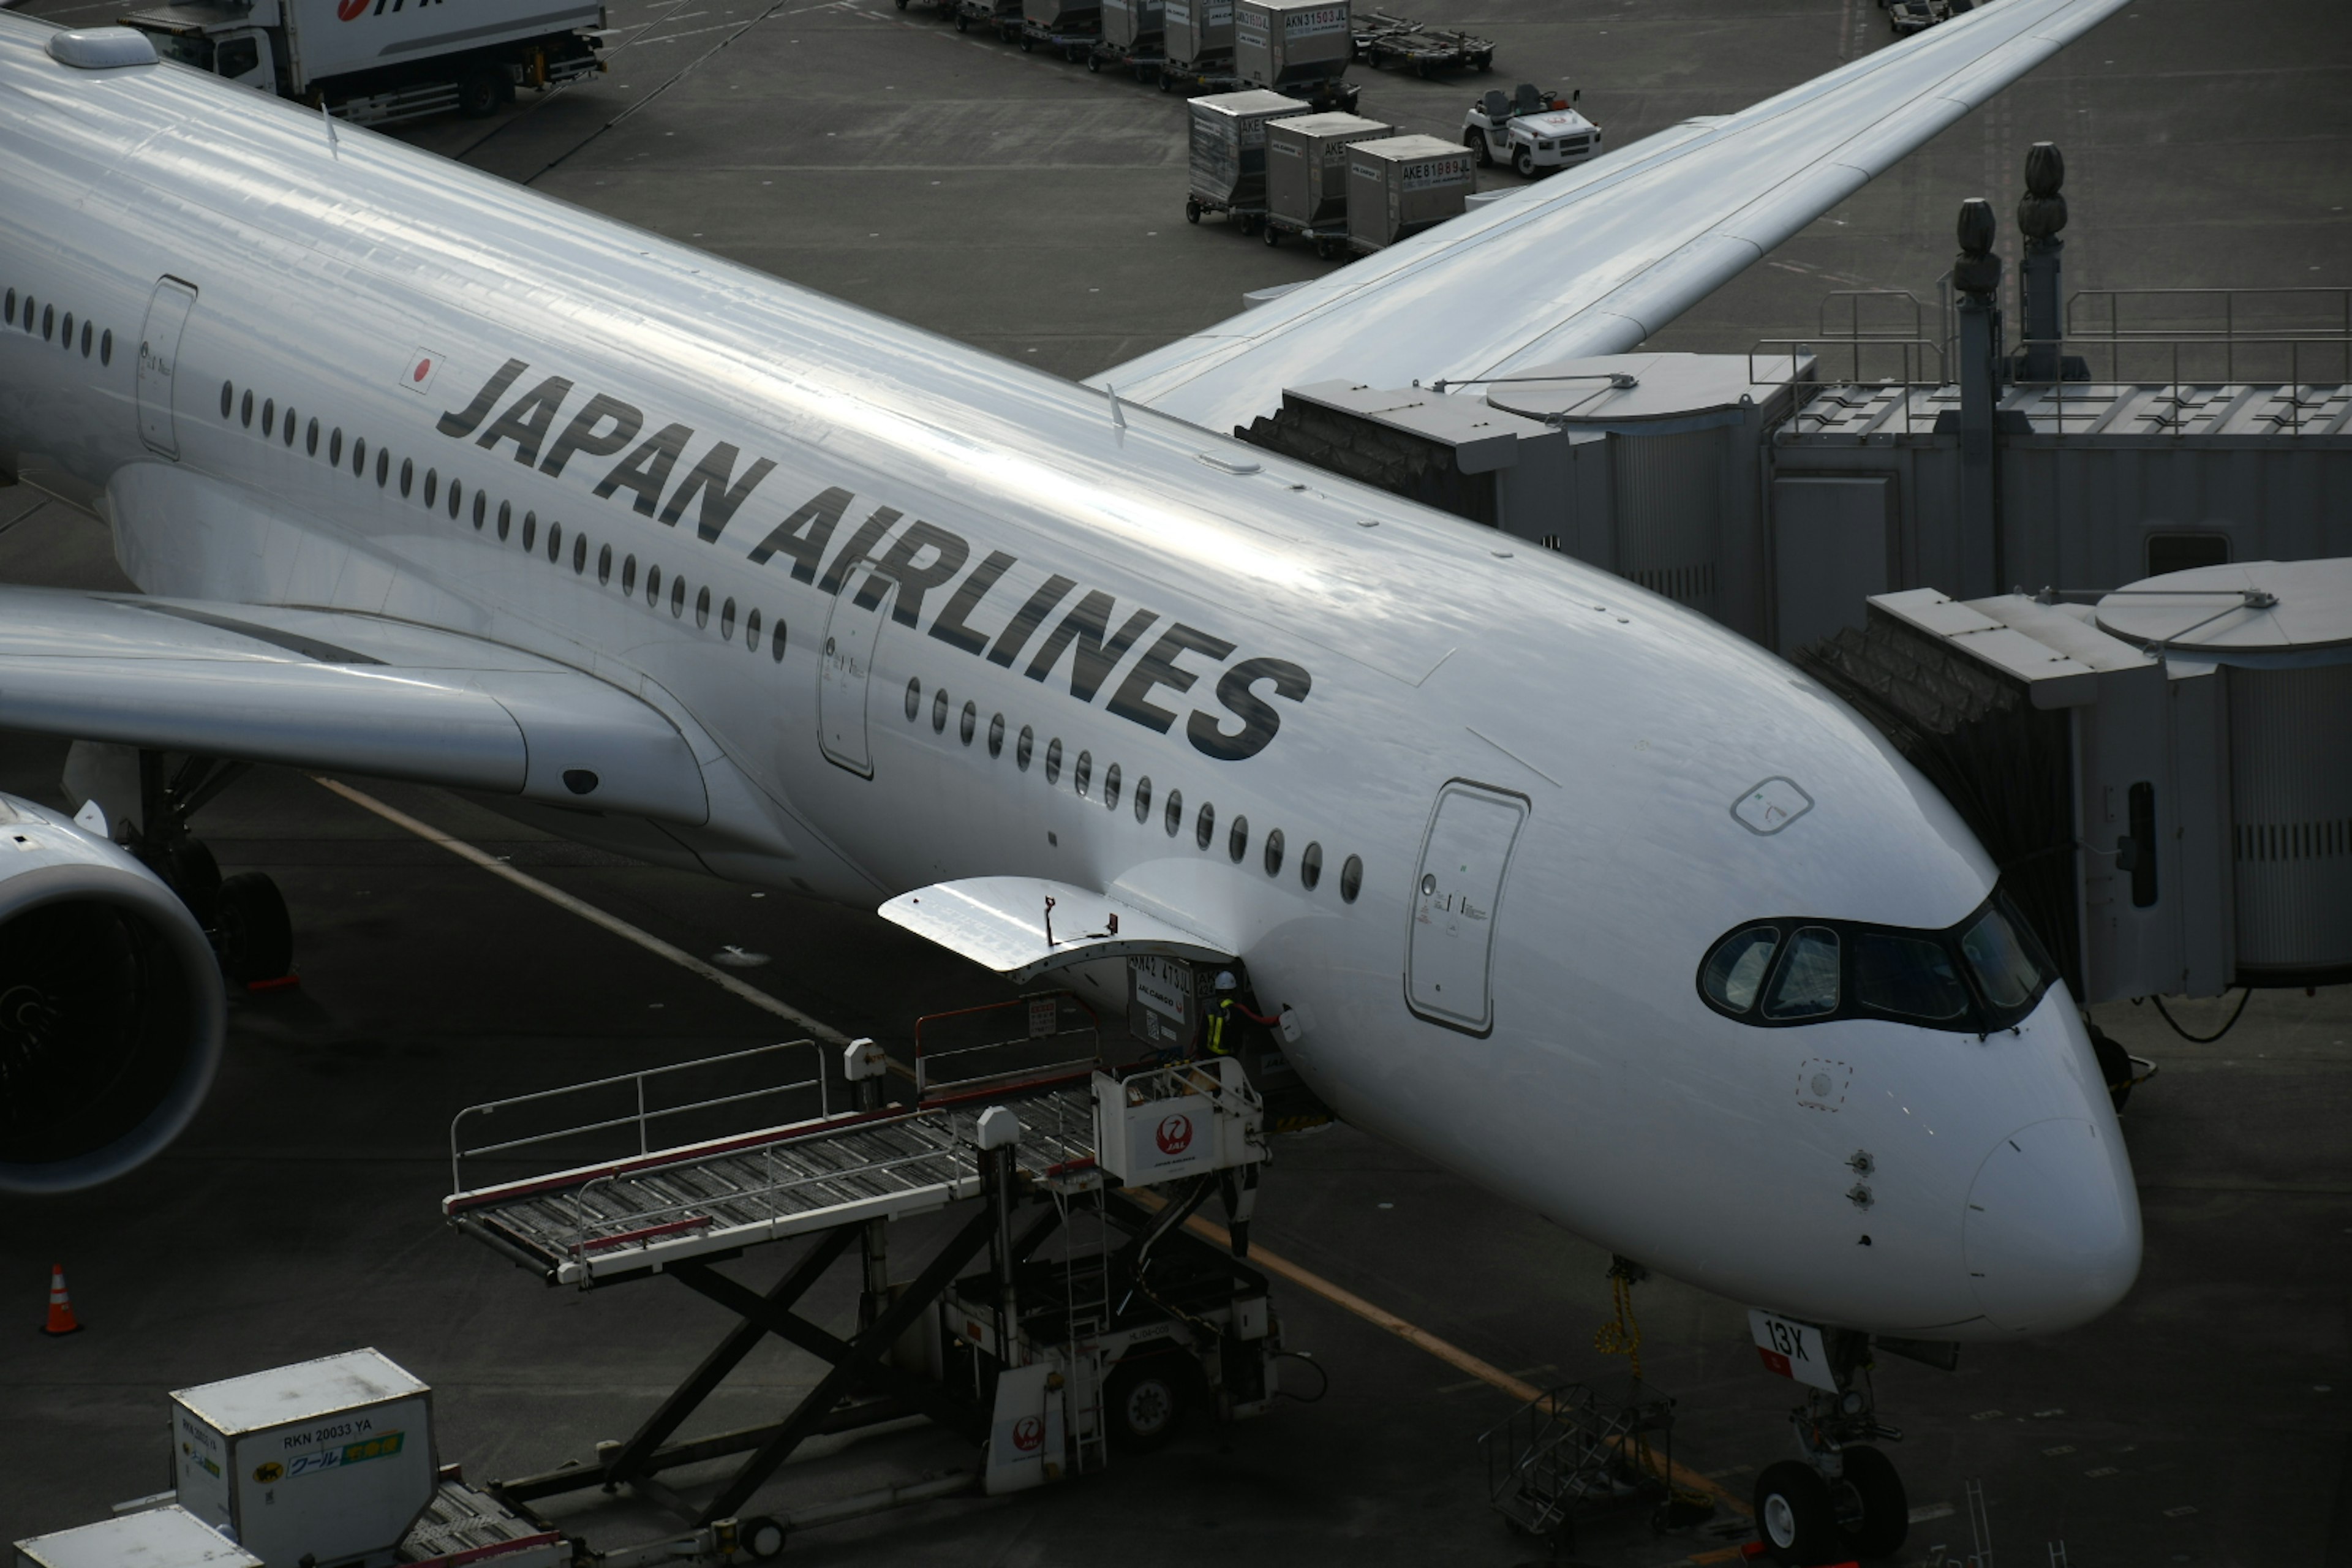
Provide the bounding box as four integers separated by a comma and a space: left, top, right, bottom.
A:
1751, 1326, 1914, 1564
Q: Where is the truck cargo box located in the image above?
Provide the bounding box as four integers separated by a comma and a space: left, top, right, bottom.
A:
1235, 0, 1349, 91
1346, 133, 1474, 251
1024, 0, 1101, 29
1102, 0, 1166, 49
1267, 110, 1392, 226
1188, 89, 1313, 210
1165, 0, 1235, 67
170, 1349, 437, 1568
279, 0, 602, 89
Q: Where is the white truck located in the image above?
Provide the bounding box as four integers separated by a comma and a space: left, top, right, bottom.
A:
1461, 81, 1602, 178
121, 0, 606, 126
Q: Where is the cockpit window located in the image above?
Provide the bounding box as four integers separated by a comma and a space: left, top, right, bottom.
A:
1853, 933, 1970, 1023
1959, 902, 2046, 1012
1695, 886, 2059, 1034
1700, 925, 1779, 1012
1763, 927, 1840, 1019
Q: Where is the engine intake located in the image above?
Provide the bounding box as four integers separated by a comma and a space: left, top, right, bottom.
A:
0, 794, 225, 1194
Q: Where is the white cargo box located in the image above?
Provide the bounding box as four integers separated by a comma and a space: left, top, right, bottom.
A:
1346, 133, 1475, 251
1164, 0, 1234, 67
1267, 110, 1393, 226
1235, 0, 1349, 91
1188, 89, 1313, 209
281, 0, 603, 88
171, 1350, 436, 1568
14, 1506, 260, 1568
1101, 0, 1165, 48
1091, 1059, 1265, 1185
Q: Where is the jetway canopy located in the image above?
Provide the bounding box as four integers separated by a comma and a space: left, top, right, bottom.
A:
881, 877, 1235, 983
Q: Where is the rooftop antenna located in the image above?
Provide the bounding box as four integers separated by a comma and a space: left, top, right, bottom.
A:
320, 97, 340, 158
1106, 382, 1126, 435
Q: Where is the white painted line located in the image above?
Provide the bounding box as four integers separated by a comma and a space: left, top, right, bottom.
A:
313, 776, 848, 1043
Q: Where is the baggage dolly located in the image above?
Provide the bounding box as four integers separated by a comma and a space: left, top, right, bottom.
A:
1260, 210, 1348, 258
1351, 10, 1493, 76
949, 0, 1017, 32
1086, 40, 1166, 80
1185, 192, 1267, 234
1019, 16, 1102, 59
1156, 59, 1240, 94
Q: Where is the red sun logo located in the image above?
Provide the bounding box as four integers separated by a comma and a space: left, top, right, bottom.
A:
411, 358, 432, 382
1155, 1114, 1194, 1156
337, 0, 370, 19
1011, 1414, 1045, 1452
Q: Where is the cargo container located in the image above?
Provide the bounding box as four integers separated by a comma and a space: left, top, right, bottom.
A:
1345, 133, 1476, 252
122, 0, 604, 126
13, 1506, 262, 1568
1164, 0, 1235, 69
170, 1349, 437, 1568
1023, 0, 1102, 37
1185, 89, 1313, 230
1235, 0, 1350, 92
1102, 0, 1167, 50
1267, 110, 1395, 234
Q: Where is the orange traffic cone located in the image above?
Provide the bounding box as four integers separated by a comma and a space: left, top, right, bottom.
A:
40, 1264, 81, 1336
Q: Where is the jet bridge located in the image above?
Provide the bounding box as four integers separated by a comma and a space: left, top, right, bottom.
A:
441, 1012, 1283, 1545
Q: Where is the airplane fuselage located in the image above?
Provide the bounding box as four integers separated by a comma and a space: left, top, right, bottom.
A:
0, 15, 2139, 1339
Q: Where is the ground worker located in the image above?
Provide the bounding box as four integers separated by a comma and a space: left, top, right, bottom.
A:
1203, 970, 1280, 1057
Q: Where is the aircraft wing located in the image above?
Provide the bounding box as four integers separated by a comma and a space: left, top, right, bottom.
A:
0, 586, 709, 823
1093, 0, 2125, 432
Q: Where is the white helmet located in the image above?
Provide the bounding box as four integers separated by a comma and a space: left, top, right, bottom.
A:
1214, 970, 1238, 992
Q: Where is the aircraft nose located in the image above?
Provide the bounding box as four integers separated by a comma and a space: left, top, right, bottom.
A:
1962, 1118, 2141, 1333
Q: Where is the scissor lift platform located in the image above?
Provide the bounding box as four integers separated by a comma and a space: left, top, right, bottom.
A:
447, 1079, 1098, 1287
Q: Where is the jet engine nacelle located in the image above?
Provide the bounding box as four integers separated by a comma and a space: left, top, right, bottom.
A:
0, 791, 225, 1194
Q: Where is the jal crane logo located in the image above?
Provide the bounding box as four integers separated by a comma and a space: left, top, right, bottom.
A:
1011, 1414, 1046, 1453
1155, 1113, 1194, 1156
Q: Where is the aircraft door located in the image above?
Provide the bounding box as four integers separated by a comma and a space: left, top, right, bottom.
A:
134, 278, 199, 460
817, 564, 892, 777
1406, 780, 1528, 1035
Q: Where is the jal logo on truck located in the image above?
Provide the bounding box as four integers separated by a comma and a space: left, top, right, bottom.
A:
338, 0, 447, 20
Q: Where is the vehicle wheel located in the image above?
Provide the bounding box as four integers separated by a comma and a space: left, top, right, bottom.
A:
1186, 200, 1200, 224
1087, 50, 1100, 69
1105, 1357, 1186, 1453
1513, 146, 1536, 177
1263, 223, 1280, 246
737, 1515, 786, 1559
1475, 53, 1491, 71
1754, 1462, 1841, 1566
458, 67, 503, 118
1414, 59, 1431, 78
1019, 32, 1033, 50
953, 10, 968, 28
1464, 129, 1491, 165
1315, 238, 1333, 260
163, 839, 224, 926
1833, 1446, 1909, 1558
216, 871, 293, 986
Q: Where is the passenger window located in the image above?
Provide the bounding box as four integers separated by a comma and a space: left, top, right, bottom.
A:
1853, 933, 1970, 1023
1195, 802, 1215, 850
1700, 925, 1781, 1015
720, 598, 736, 639
932, 689, 949, 733
1227, 815, 1248, 862
670, 576, 685, 617
1262, 828, 1284, 876
262, 398, 274, 437
598, 542, 614, 581
905, 678, 921, 721
331, 429, 344, 467
1339, 854, 1363, 903
219, 380, 232, 417
522, 511, 537, 552
58, 310, 70, 345
1045, 739, 1063, 784
1134, 775, 1152, 822
1300, 840, 1321, 890
41, 305, 53, 342
1074, 750, 1091, 797
399, 457, 412, 497
1017, 725, 1034, 771
241, 390, 254, 428
622, 554, 636, 593
447, 478, 462, 519
572, 534, 586, 574
743, 605, 759, 646
1164, 788, 1182, 837
770, 619, 788, 662
1762, 927, 1841, 1020
81, 320, 92, 358
472, 491, 486, 530
98, 327, 110, 364
693, 584, 709, 625
644, 564, 660, 604
988, 713, 1005, 758
305, 418, 318, 456
282, 406, 296, 446
1959, 905, 2044, 1012
960, 701, 977, 746
352, 435, 366, 476
5, 290, 15, 326
375, 448, 389, 488
423, 469, 437, 507
1104, 763, 1121, 809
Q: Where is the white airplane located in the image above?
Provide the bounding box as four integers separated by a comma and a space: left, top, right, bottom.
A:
0, 2, 2136, 1554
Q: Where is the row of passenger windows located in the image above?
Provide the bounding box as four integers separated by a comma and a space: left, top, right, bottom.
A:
6, 288, 113, 365
903, 674, 1365, 903
216, 379, 788, 659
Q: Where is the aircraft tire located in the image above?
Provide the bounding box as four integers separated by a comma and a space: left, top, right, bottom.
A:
1753, 1461, 1839, 1565
1833, 1445, 1909, 1557
162, 839, 224, 927
217, 872, 293, 986
1105, 1354, 1186, 1453
737, 1516, 787, 1558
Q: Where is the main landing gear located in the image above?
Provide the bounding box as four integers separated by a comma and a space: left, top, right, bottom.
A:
1751, 1327, 1913, 1565
70, 745, 295, 985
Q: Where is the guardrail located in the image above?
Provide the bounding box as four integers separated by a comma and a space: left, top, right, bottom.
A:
448, 1039, 829, 1197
